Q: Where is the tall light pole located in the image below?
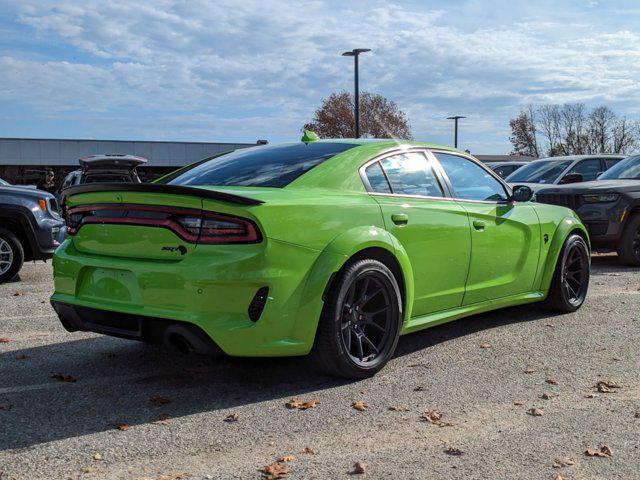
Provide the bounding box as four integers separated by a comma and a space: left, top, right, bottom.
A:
447, 115, 466, 148
342, 48, 371, 138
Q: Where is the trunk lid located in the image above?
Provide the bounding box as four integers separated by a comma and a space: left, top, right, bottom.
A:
79, 155, 148, 173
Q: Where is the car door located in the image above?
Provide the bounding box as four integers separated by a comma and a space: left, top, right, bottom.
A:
431, 151, 541, 305
362, 150, 471, 316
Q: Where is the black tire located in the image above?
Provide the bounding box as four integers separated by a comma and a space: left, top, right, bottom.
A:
0, 227, 24, 284
544, 233, 590, 312
311, 259, 402, 379
616, 213, 640, 266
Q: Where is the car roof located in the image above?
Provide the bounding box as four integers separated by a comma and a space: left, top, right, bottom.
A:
490, 161, 529, 166
534, 154, 626, 162
315, 138, 459, 151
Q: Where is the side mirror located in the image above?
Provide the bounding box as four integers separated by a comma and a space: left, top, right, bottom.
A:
559, 172, 583, 184
511, 185, 534, 203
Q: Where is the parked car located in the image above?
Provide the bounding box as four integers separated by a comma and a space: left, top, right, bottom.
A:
0, 178, 66, 283
60, 154, 147, 190
489, 161, 528, 178
505, 154, 625, 188
51, 139, 589, 378
535, 154, 640, 265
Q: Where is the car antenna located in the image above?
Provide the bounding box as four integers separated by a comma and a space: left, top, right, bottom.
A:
301, 130, 319, 144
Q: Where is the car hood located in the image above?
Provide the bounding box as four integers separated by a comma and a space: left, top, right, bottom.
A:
0, 184, 55, 199
535, 179, 640, 195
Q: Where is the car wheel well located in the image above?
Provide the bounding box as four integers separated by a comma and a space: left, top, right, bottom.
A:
0, 217, 32, 260
327, 247, 406, 310
568, 228, 590, 252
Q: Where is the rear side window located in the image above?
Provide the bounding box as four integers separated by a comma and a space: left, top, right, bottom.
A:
604, 158, 623, 169
375, 152, 443, 197
164, 142, 357, 188
365, 162, 392, 193
566, 158, 602, 182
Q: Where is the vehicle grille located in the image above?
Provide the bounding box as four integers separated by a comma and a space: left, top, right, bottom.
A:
535, 193, 582, 211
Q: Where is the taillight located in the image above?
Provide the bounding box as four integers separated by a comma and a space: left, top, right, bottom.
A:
197, 212, 260, 244
65, 204, 261, 244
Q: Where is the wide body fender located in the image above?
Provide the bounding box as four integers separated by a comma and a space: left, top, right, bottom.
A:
292, 226, 414, 352
535, 216, 590, 294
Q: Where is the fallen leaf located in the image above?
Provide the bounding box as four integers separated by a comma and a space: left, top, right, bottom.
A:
552, 457, 575, 468
388, 406, 409, 412
524, 368, 536, 374
585, 445, 612, 457
298, 400, 320, 410
479, 342, 491, 349
546, 379, 559, 385
421, 410, 442, 423
84, 466, 94, 473
150, 396, 171, 406
527, 408, 544, 416
351, 462, 367, 474
585, 393, 597, 399
352, 401, 367, 412
110, 422, 130, 431
278, 455, 295, 462
513, 400, 524, 406
545, 323, 555, 328
444, 446, 463, 456
12, 292, 23, 297
596, 380, 621, 393
635, 412, 639, 418
224, 413, 239, 422
258, 463, 289, 479
554, 475, 565, 480
154, 414, 172, 425
302, 447, 316, 455
93, 453, 103, 461
541, 392, 556, 400
51, 373, 77, 382
285, 398, 301, 409
0, 403, 12, 411
0, 338, 11, 343
414, 386, 426, 391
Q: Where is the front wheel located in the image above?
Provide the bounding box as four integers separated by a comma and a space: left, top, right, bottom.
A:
616, 213, 640, 266
0, 228, 24, 284
312, 259, 402, 379
544, 233, 590, 312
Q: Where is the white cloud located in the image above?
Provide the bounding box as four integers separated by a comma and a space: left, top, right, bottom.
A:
1, 0, 639, 152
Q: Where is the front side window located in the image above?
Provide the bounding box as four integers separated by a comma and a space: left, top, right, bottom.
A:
376, 152, 443, 197
599, 155, 640, 179
163, 142, 357, 188
565, 158, 602, 182
435, 153, 508, 201
506, 159, 573, 184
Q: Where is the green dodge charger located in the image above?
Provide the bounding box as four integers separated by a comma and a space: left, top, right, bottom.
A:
51, 139, 590, 378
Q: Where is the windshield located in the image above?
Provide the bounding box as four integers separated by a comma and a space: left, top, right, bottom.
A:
0, 178, 9, 186
163, 142, 358, 188
506, 159, 573, 183
598, 155, 640, 179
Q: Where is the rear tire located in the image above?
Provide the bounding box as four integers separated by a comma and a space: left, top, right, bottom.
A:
311, 259, 402, 379
616, 213, 640, 266
544, 233, 590, 312
0, 228, 24, 284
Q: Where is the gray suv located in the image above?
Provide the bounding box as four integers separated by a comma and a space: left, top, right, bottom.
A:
0, 178, 66, 282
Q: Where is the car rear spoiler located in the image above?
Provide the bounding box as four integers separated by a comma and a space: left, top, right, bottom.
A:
61, 183, 264, 206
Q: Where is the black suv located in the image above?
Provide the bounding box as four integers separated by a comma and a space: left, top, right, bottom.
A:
0, 178, 66, 282
535, 154, 640, 265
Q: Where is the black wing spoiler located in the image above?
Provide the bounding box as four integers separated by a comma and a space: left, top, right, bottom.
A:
61, 183, 264, 206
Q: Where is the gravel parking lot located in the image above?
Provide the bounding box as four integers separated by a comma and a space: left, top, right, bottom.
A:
0, 258, 638, 480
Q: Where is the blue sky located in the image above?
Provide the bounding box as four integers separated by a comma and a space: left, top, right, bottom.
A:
0, 0, 639, 153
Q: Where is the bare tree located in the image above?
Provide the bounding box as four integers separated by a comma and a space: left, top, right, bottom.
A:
304, 91, 412, 139
510, 103, 640, 156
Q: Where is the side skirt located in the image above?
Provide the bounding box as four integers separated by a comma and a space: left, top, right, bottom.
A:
401, 291, 545, 335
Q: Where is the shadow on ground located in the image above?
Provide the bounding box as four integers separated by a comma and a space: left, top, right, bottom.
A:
0, 256, 630, 452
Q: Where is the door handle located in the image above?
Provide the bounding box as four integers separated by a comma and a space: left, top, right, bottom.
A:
391, 213, 409, 225
473, 220, 486, 231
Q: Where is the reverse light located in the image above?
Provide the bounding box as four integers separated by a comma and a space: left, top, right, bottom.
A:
582, 194, 619, 203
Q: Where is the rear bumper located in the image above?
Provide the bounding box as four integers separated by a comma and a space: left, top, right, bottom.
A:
50, 237, 337, 357
51, 300, 224, 355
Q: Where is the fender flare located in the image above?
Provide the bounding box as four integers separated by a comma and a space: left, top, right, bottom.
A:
291, 226, 414, 351
537, 216, 590, 293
